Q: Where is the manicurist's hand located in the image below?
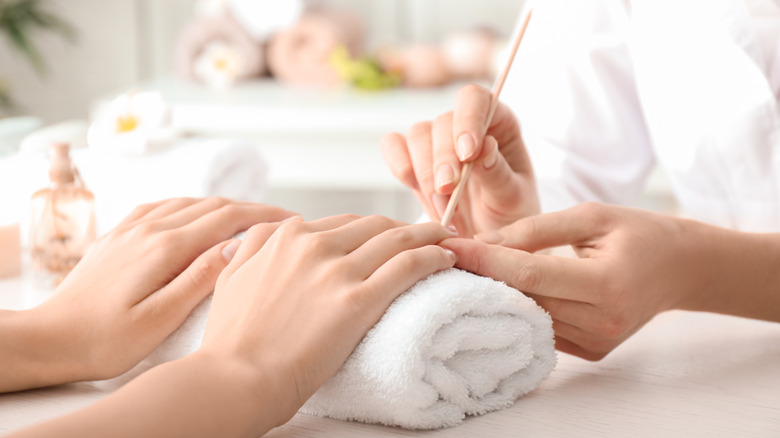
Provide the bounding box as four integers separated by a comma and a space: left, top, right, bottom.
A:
441, 202, 780, 361
12, 215, 458, 438
0, 197, 295, 392
381, 84, 540, 237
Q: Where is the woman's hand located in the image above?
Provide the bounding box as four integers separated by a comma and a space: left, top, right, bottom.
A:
381, 84, 540, 237
198, 215, 458, 431
441, 203, 780, 361
0, 197, 295, 392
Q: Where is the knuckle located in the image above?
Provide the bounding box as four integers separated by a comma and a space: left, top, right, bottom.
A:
457, 83, 486, 100
408, 121, 433, 139
187, 256, 217, 288
510, 261, 543, 292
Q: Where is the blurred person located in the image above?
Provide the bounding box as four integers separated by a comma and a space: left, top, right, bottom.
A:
381, 0, 780, 359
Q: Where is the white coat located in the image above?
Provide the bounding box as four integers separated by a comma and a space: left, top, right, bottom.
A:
504, 0, 780, 231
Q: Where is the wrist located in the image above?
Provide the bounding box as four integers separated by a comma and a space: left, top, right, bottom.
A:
674, 219, 780, 321
0, 307, 85, 392
189, 349, 300, 433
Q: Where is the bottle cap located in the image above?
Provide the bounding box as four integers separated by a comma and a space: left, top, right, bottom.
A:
49, 142, 75, 184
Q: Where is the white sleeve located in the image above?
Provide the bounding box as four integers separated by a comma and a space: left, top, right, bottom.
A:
502, 0, 655, 213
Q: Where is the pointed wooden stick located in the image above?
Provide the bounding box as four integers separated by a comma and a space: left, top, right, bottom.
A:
440, 9, 533, 227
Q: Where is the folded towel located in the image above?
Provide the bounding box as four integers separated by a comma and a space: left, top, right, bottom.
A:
175, 13, 265, 87
11, 138, 268, 235
108, 268, 555, 429
301, 268, 556, 429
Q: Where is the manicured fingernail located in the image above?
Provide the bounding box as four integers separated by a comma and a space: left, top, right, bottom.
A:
221, 240, 241, 262
482, 148, 498, 169
432, 193, 449, 219
435, 163, 456, 192
476, 231, 503, 244
445, 249, 458, 263
446, 225, 458, 235
456, 133, 477, 161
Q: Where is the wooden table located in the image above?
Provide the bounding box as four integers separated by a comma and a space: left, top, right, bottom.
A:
1, 274, 778, 437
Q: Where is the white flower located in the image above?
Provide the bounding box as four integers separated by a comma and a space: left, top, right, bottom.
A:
193, 41, 243, 89
87, 91, 175, 156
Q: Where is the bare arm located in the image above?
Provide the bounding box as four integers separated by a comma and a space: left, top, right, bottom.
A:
11, 215, 457, 437
443, 203, 780, 360
0, 197, 294, 393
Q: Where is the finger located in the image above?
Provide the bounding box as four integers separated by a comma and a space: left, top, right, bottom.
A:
347, 221, 456, 278
156, 198, 295, 231
468, 135, 528, 210
432, 112, 461, 195
381, 132, 419, 191
115, 200, 168, 228
134, 197, 201, 223
136, 239, 238, 331
525, 293, 600, 328
303, 213, 366, 233
179, 202, 295, 239
453, 84, 493, 162
441, 237, 596, 300
216, 220, 295, 290
317, 215, 407, 254
362, 244, 457, 315
406, 121, 439, 216
476, 203, 609, 252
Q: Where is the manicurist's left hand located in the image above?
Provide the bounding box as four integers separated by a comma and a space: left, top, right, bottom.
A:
0, 197, 295, 392
441, 203, 716, 361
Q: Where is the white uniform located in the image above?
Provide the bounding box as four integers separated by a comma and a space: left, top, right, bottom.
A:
504, 0, 780, 231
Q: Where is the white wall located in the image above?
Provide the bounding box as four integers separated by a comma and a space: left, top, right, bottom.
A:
0, 0, 524, 123
0, 0, 140, 123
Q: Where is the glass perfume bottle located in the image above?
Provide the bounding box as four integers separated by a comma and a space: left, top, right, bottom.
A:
29, 143, 96, 287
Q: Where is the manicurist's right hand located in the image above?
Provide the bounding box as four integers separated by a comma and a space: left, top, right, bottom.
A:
381, 84, 540, 237
198, 215, 458, 428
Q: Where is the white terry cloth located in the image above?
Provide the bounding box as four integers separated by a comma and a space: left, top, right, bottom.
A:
300, 268, 556, 429
107, 268, 556, 429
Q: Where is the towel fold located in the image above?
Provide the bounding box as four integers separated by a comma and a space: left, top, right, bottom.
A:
114, 268, 555, 429
301, 268, 556, 429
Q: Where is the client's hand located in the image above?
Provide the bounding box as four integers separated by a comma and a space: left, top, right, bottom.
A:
199, 215, 458, 430
1, 197, 295, 391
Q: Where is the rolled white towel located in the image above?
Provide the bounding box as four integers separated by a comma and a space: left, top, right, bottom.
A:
301, 268, 556, 429
107, 268, 555, 429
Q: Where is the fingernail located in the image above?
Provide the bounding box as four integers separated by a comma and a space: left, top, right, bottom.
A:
482, 148, 498, 170
456, 133, 477, 161
432, 193, 449, 219
445, 249, 458, 263
446, 225, 458, 235
476, 231, 503, 244
435, 163, 456, 192
221, 240, 241, 262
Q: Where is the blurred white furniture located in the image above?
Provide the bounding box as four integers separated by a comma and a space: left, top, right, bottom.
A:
1, 273, 778, 437
127, 77, 477, 221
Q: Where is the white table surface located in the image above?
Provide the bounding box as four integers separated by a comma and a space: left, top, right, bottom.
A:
1, 273, 779, 437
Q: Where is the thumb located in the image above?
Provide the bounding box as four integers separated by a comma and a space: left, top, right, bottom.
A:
138, 239, 241, 329
469, 135, 529, 211
476, 204, 607, 252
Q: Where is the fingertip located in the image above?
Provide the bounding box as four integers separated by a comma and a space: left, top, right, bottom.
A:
456, 133, 478, 162
220, 239, 241, 262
